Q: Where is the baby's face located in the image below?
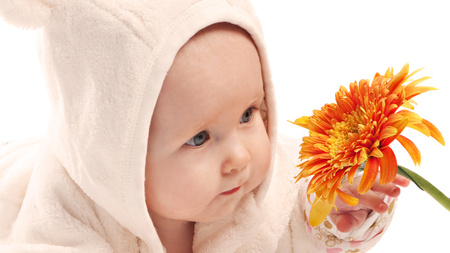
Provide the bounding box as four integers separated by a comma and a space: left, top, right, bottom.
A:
145, 24, 271, 224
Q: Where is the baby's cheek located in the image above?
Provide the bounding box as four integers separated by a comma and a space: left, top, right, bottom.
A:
253, 134, 272, 182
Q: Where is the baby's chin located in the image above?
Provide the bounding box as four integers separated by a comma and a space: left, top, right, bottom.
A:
226, 185, 264, 217
194, 189, 255, 223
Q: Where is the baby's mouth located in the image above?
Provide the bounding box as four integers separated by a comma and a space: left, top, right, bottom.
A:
221, 185, 241, 195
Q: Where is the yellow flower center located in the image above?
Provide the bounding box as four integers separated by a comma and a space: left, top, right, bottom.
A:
326, 109, 365, 160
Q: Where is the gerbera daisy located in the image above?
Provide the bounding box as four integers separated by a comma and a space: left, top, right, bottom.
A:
291, 63, 445, 226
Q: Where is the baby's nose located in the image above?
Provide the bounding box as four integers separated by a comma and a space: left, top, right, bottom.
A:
221, 136, 251, 174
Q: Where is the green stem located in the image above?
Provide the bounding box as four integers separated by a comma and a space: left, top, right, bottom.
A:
397, 165, 450, 211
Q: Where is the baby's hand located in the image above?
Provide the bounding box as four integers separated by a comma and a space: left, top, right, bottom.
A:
329, 174, 410, 233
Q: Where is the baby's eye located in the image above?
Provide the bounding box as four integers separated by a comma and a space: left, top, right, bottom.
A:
240, 108, 253, 124
185, 131, 210, 146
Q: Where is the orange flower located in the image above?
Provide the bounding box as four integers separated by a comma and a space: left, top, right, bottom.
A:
291, 63, 445, 226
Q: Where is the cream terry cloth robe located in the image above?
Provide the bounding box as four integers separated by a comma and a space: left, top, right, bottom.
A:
0, 0, 397, 252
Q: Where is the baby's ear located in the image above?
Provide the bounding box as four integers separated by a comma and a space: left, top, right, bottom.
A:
0, 0, 53, 29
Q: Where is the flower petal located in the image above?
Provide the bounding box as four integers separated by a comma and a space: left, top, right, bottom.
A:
381, 116, 409, 146
336, 93, 356, 113
401, 100, 415, 110
337, 188, 359, 206
347, 165, 359, 185
405, 86, 438, 100
358, 157, 379, 194
407, 122, 431, 137
404, 67, 424, 81
388, 63, 409, 92
309, 198, 334, 227
396, 135, 421, 166
379, 147, 398, 185
397, 110, 422, 124
369, 147, 383, 158
396, 76, 431, 96
289, 116, 310, 128
422, 118, 445, 146
405, 76, 431, 89
379, 126, 398, 141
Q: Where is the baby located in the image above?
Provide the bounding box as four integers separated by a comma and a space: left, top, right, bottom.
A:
0, 0, 408, 252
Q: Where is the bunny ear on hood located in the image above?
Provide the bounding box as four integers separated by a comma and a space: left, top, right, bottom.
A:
0, 0, 54, 29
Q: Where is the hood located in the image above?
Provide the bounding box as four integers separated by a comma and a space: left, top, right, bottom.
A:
0, 0, 277, 251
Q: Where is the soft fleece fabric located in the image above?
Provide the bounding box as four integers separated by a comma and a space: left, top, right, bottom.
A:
0, 0, 396, 252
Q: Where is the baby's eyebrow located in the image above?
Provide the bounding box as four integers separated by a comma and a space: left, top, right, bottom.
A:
250, 94, 263, 105
170, 114, 209, 142
258, 89, 265, 100
251, 86, 265, 102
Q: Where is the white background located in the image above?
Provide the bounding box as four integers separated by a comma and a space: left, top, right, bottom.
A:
1, 1, 449, 252
253, 1, 450, 252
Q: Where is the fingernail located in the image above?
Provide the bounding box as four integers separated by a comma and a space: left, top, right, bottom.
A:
378, 203, 388, 213
391, 187, 400, 197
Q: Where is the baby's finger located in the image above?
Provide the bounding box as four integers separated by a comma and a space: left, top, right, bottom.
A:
356, 190, 388, 213
330, 209, 370, 233
371, 183, 401, 198
392, 174, 410, 187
